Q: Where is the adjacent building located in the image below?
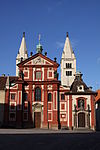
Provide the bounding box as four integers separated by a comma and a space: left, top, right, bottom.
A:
95, 90, 100, 130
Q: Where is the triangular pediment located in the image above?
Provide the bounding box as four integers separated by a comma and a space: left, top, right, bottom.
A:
25, 56, 53, 66
10, 83, 18, 89
18, 53, 59, 67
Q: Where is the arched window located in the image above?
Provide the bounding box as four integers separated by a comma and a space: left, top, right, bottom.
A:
35, 87, 41, 101
78, 99, 84, 109
48, 93, 52, 101
66, 63, 72, 68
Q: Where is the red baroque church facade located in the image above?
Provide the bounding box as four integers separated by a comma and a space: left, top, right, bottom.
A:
0, 32, 96, 130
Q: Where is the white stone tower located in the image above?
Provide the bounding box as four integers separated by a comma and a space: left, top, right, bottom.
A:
61, 32, 76, 87
16, 32, 28, 76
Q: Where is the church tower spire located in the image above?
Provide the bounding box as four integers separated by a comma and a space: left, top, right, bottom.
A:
61, 32, 76, 88
16, 32, 28, 76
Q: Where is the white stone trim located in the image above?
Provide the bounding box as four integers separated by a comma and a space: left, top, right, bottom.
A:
48, 112, 52, 121
10, 92, 17, 101
47, 85, 52, 90
33, 68, 35, 81
60, 112, 67, 121
25, 85, 29, 90
32, 102, 44, 105
17, 91, 22, 110
67, 96, 69, 127
9, 101, 16, 111
48, 102, 52, 111
47, 68, 54, 79
42, 68, 44, 81
53, 91, 57, 110
23, 68, 29, 79
10, 84, 18, 89
60, 102, 66, 111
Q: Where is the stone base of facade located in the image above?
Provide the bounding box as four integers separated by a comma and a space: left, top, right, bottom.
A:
42, 122, 59, 130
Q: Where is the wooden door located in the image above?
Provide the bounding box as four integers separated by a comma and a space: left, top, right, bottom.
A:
34, 112, 41, 128
78, 113, 85, 127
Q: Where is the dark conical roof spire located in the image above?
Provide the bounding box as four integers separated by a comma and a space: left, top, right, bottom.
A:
23, 32, 25, 37
66, 32, 69, 37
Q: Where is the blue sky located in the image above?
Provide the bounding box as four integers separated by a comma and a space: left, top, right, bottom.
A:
0, 0, 100, 90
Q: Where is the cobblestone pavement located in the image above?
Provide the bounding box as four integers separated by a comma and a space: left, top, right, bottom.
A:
0, 129, 100, 150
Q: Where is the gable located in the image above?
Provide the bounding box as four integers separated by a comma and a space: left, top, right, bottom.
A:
18, 53, 59, 67
10, 83, 18, 89
24, 56, 53, 66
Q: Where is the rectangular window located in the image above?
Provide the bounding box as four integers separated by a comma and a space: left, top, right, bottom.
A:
24, 93, 28, 101
49, 72, 52, 77
69, 71, 72, 76
66, 71, 72, 76
24, 71, 28, 77
66, 63, 72, 68
35, 87, 41, 101
48, 93, 52, 101
11, 93, 15, 100
36, 71, 41, 79
61, 94, 65, 100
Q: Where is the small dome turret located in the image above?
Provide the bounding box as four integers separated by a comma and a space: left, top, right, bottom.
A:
75, 71, 83, 81
36, 34, 43, 53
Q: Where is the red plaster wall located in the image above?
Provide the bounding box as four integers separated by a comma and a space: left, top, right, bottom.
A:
91, 95, 95, 129
69, 95, 72, 128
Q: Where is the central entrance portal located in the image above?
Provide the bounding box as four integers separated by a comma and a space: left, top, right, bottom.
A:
34, 112, 41, 128
78, 112, 85, 127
